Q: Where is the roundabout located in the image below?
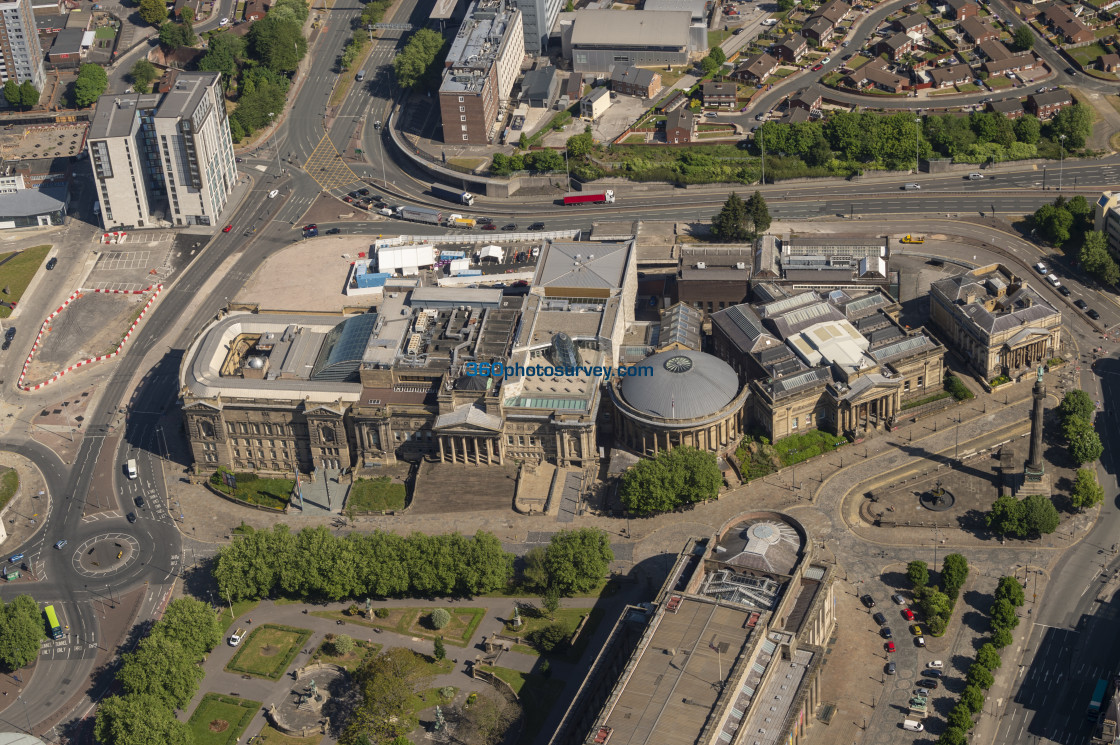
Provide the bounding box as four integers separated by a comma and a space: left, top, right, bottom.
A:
70, 532, 141, 577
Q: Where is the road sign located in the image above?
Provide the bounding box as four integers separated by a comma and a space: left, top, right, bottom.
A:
372, 23, 413, 30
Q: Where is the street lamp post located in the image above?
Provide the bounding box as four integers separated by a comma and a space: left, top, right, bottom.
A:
1058, 134, 1066, 191
914, 116, 921, 174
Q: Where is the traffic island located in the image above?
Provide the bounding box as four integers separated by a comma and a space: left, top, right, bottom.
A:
224, 624, 313, 680
186, 693, 262, 745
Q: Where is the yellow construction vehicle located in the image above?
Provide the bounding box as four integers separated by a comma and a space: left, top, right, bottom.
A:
901, 234, 925, 244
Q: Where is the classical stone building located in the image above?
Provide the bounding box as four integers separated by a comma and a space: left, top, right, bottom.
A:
712, 287, 945, 441
930, 264, 1061, 380
550, 511, 836, 745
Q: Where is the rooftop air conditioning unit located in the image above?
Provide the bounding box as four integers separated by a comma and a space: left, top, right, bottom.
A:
736, 262, 747, 269
697, 262, 706, 269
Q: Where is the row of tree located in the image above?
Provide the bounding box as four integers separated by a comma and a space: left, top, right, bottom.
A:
520, 527, 615, 597
936, 576, 1025, 745
94, 597, 223, 745
489, 148, 567, 176
906, 554, 968, 636
618, 446, 723, 516
712, 191, 771, 242
985, 493, 1059, 539
0, 595, 46, 672
393, 28, 447, 90
2, 80, 40, 111
214, 525, 514, 601
1059, 389, 1103, 466
1032, 195, 1120, 285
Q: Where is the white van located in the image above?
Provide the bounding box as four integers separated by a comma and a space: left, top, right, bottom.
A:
967, 172, 983, 180
1047, 274, 1061, 287
902, 183, 921, 191
126, 459, 138, 479
903, 719, 924, 731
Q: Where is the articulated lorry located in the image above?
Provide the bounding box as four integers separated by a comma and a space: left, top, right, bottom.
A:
396, 205, 442, 225
431, 184, 475, 206
562, 190, 615, 206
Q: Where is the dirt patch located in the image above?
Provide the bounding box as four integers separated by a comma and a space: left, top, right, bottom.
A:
208, 719, 230, 733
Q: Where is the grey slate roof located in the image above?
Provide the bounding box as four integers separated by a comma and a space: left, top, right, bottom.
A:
0, 187, 67, 217
434, 405, 503, 430
768, 366, 831, 398
619, 350, 741, 419
711, 303, 778, 353
869, 334, 937, 364
535, 240, 631, 290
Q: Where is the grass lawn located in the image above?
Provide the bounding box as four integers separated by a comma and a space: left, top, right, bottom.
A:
0, 245, 51, 319
0, 468, 18, 513
348, 476, 406, 512
225, 624, 312, 680
94, 26, 116, 39
708, 29, 732, 48
312, 607, 486, 647
480, 666, 565, 745
310, 637, 381, 672
410, 685, 458, 714
186, 693, 261, 745
209, 471, 292, 510
648, 65, 689, 88
955, 83, 981, 93
623, 133, 648, 144
1110, 130, 1120, 152
217, 599, 260, 633
252, 726, 320, 745
986, 76, 1014, 89
507, 607, 605, 661
1070, 42, 1108, 67
447, 157, 488, 171
846, 55, 870, 70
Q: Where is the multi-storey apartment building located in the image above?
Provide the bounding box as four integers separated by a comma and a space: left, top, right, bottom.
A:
0, 0, 46, 90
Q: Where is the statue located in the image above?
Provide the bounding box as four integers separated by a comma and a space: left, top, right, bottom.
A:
434, 705, 445, 732
1037, 365, 1044, 382
309, 679, 318, 700
512, 605, 522, 629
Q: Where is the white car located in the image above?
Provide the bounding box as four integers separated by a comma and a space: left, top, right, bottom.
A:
268, 190, 279, 199
927, 660, 944, 669
1034, 262, 1048, 274
219, 16, 229, 25
821, 57, 831, 64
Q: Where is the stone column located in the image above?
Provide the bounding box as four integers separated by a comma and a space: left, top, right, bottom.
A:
438, 437, 446, 462
448, 437, 457, 463
486, 438, 494, 464
473, 437, 480, 465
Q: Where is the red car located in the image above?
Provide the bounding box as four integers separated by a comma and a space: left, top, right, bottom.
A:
812, 63, 824, 71
482, 223, 497, 230
902, 608, 915, 621
222, 225, 233, 233
343, 196, 353, 203
886, 641, 895, 653
304, 224, 317, 231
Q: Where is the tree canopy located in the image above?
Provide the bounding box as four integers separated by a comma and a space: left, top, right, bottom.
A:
0, 595, 47, 671
248, 15, 307, 74
130, 59, 159, 94
93, 694, 192, 745
986, 493, 1059, 538
74, 64, 108, 108
3, 79, 39, 111
619, 446, 722, 515
544, 528, 614, 596
907, 560, 929, 589
139, 0, 169, 26
1050, 103, 1092, 149
940, 554, 969, 603
117, 635, 204, 710
1059, 389, 1095, 424
393, 28, 447, 89
1070, 468, 1104, 511
1064, 415, 1102, 465
342, 648, 433, 745
712, 191, 750, 242
153, 597, 221, 662
1079, 231, 1120, 285
994, 576, 1025, 608
1013, 24, 1034, 51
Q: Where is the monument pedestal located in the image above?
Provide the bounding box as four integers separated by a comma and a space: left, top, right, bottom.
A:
1015, 469, 1051, 498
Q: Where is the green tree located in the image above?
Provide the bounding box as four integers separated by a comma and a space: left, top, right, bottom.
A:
433, 636, 446, 661
1033, 202, 1074, 246
941, 554, 969, 602
991, 626, 1014, 648
393, 28, 446, 89
712, 191, 750, 241
986, 493, 1026, 538
1014, 114, 1041, 145
1070, 468, 1104, 511
74, 63, 109, 107
1049, 103, 1092, 149
961, 683, 986, 714
746, 190, 771, 234
2, 79, 19, 109
153, 597, 221, 662
907, 560, 929, 589
710, 47, 726, 66
429, 608, 450, 630
700, 55, 720, 76
967, 662, 995, 690
620, 446, 721, 514
990, 597, 1019, 631
130, 59, 159, 94
566, 131, 594, 158
777, 0, 794, 9
18, 81, 39, 110
248, 15, 307, 74
919, 587, 951, 625
544, 528, 613, 596
521, 546, 549, 592
332, 634, 355, 656
0, 595, 47, 671
541, 587, 560, 619
947, 701, 975, 730
1013, 24, 1034, 51
1022, 494, 1060, 536
344, 648, 432, 745
529, 622, 568, 653
804, 132, 832, 167
93, 694, 192, 745
1059, 389, 1095, 424
995, 576, 1025, 607
527, 148, 563, 172
1064, 416, 1102, 465
939, 727, 968, 745
976, 642, 1002, 671
198, 33, 246, 89
139, 0, 169, 26
1080, 230, 1120, 285
926, 613, 947, 636
117, 636, 203, 710
158, 21, 191, 49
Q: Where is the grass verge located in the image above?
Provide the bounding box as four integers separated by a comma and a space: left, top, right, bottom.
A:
217, 599, 260, 633
209, 470, 292, 510
507, 607, 605, 661
186, 693, 261, 745
348, 476, 406, 512
0, 468, 19, 513
312, 607, 486, 647
225, 624, 312, 679
479, 666, 565, 745
0, 245, 51, 319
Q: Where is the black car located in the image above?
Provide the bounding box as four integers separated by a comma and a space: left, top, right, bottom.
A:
348, 191, 361, 199
5, 327, 15, 341
476, 217, 492, 225
46, 257, 57, 270
861, 594, 876, 608
1087, 309, 1101, 320
358, 188, 371, 196
1075, 299, 1089, 309
126, 512, 137, 523
134, 496, 145, 508
919, 679, 939, 689
873, 612, 887, 625
1065, 67, 1077, 75
501, 223, 517, 230
886, 662, 896, 675
326, 228, 341, 235
923, 669, 943, 678
1, 340, 9, 351
528, 222, 545, 230
1058, 285, 1071, 296
880, 627, 893, 639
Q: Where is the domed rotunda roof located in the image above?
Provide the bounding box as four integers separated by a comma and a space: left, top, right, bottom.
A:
619, 350, 741, 420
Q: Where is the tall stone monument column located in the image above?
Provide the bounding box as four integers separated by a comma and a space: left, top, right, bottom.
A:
1019, 366, 1051, 497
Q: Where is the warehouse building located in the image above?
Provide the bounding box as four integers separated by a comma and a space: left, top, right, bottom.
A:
561, 10, 694, 72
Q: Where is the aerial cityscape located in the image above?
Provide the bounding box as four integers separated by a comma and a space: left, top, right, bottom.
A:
0, 0, 1119, 740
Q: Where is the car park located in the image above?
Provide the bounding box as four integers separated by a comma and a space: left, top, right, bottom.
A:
54, 540, 67, 549
126, 512, 137, 523
902, 608, 915, 620
861, 594, 875, 608
881, 627, 893, 639
1088, 309, 1101, 320
873, 612, 887, 625
1075, 299, 1089, 309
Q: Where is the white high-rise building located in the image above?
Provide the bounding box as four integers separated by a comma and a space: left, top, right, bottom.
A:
0, 0, 46, 90
88, 72, 237, 229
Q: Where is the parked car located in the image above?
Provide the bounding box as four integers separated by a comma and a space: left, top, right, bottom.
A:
812, 63, 824, 71
886, 641, 896, 652
886, 662, 896, 675
924, 669, 943, 678
268, 190, 279, 198
902, 608, 915, 620
916, 636, 926, 647
911, 625, 923, 636
861, 594, 876, 608
927, 660, 944, 669
1034, 262, 1048, 274
919, 678, 940, 688
915, 688, 930, 697
873, 612, 887, 625
134, 496, 145, 508
881, 627, 893, 639
821, 57, 831, 64
1058, 285, 1071, 296
891, 593, 907, 605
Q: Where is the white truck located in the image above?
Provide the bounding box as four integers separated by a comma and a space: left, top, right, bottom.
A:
229, 628, 245, 646
126, 459, 138, 479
